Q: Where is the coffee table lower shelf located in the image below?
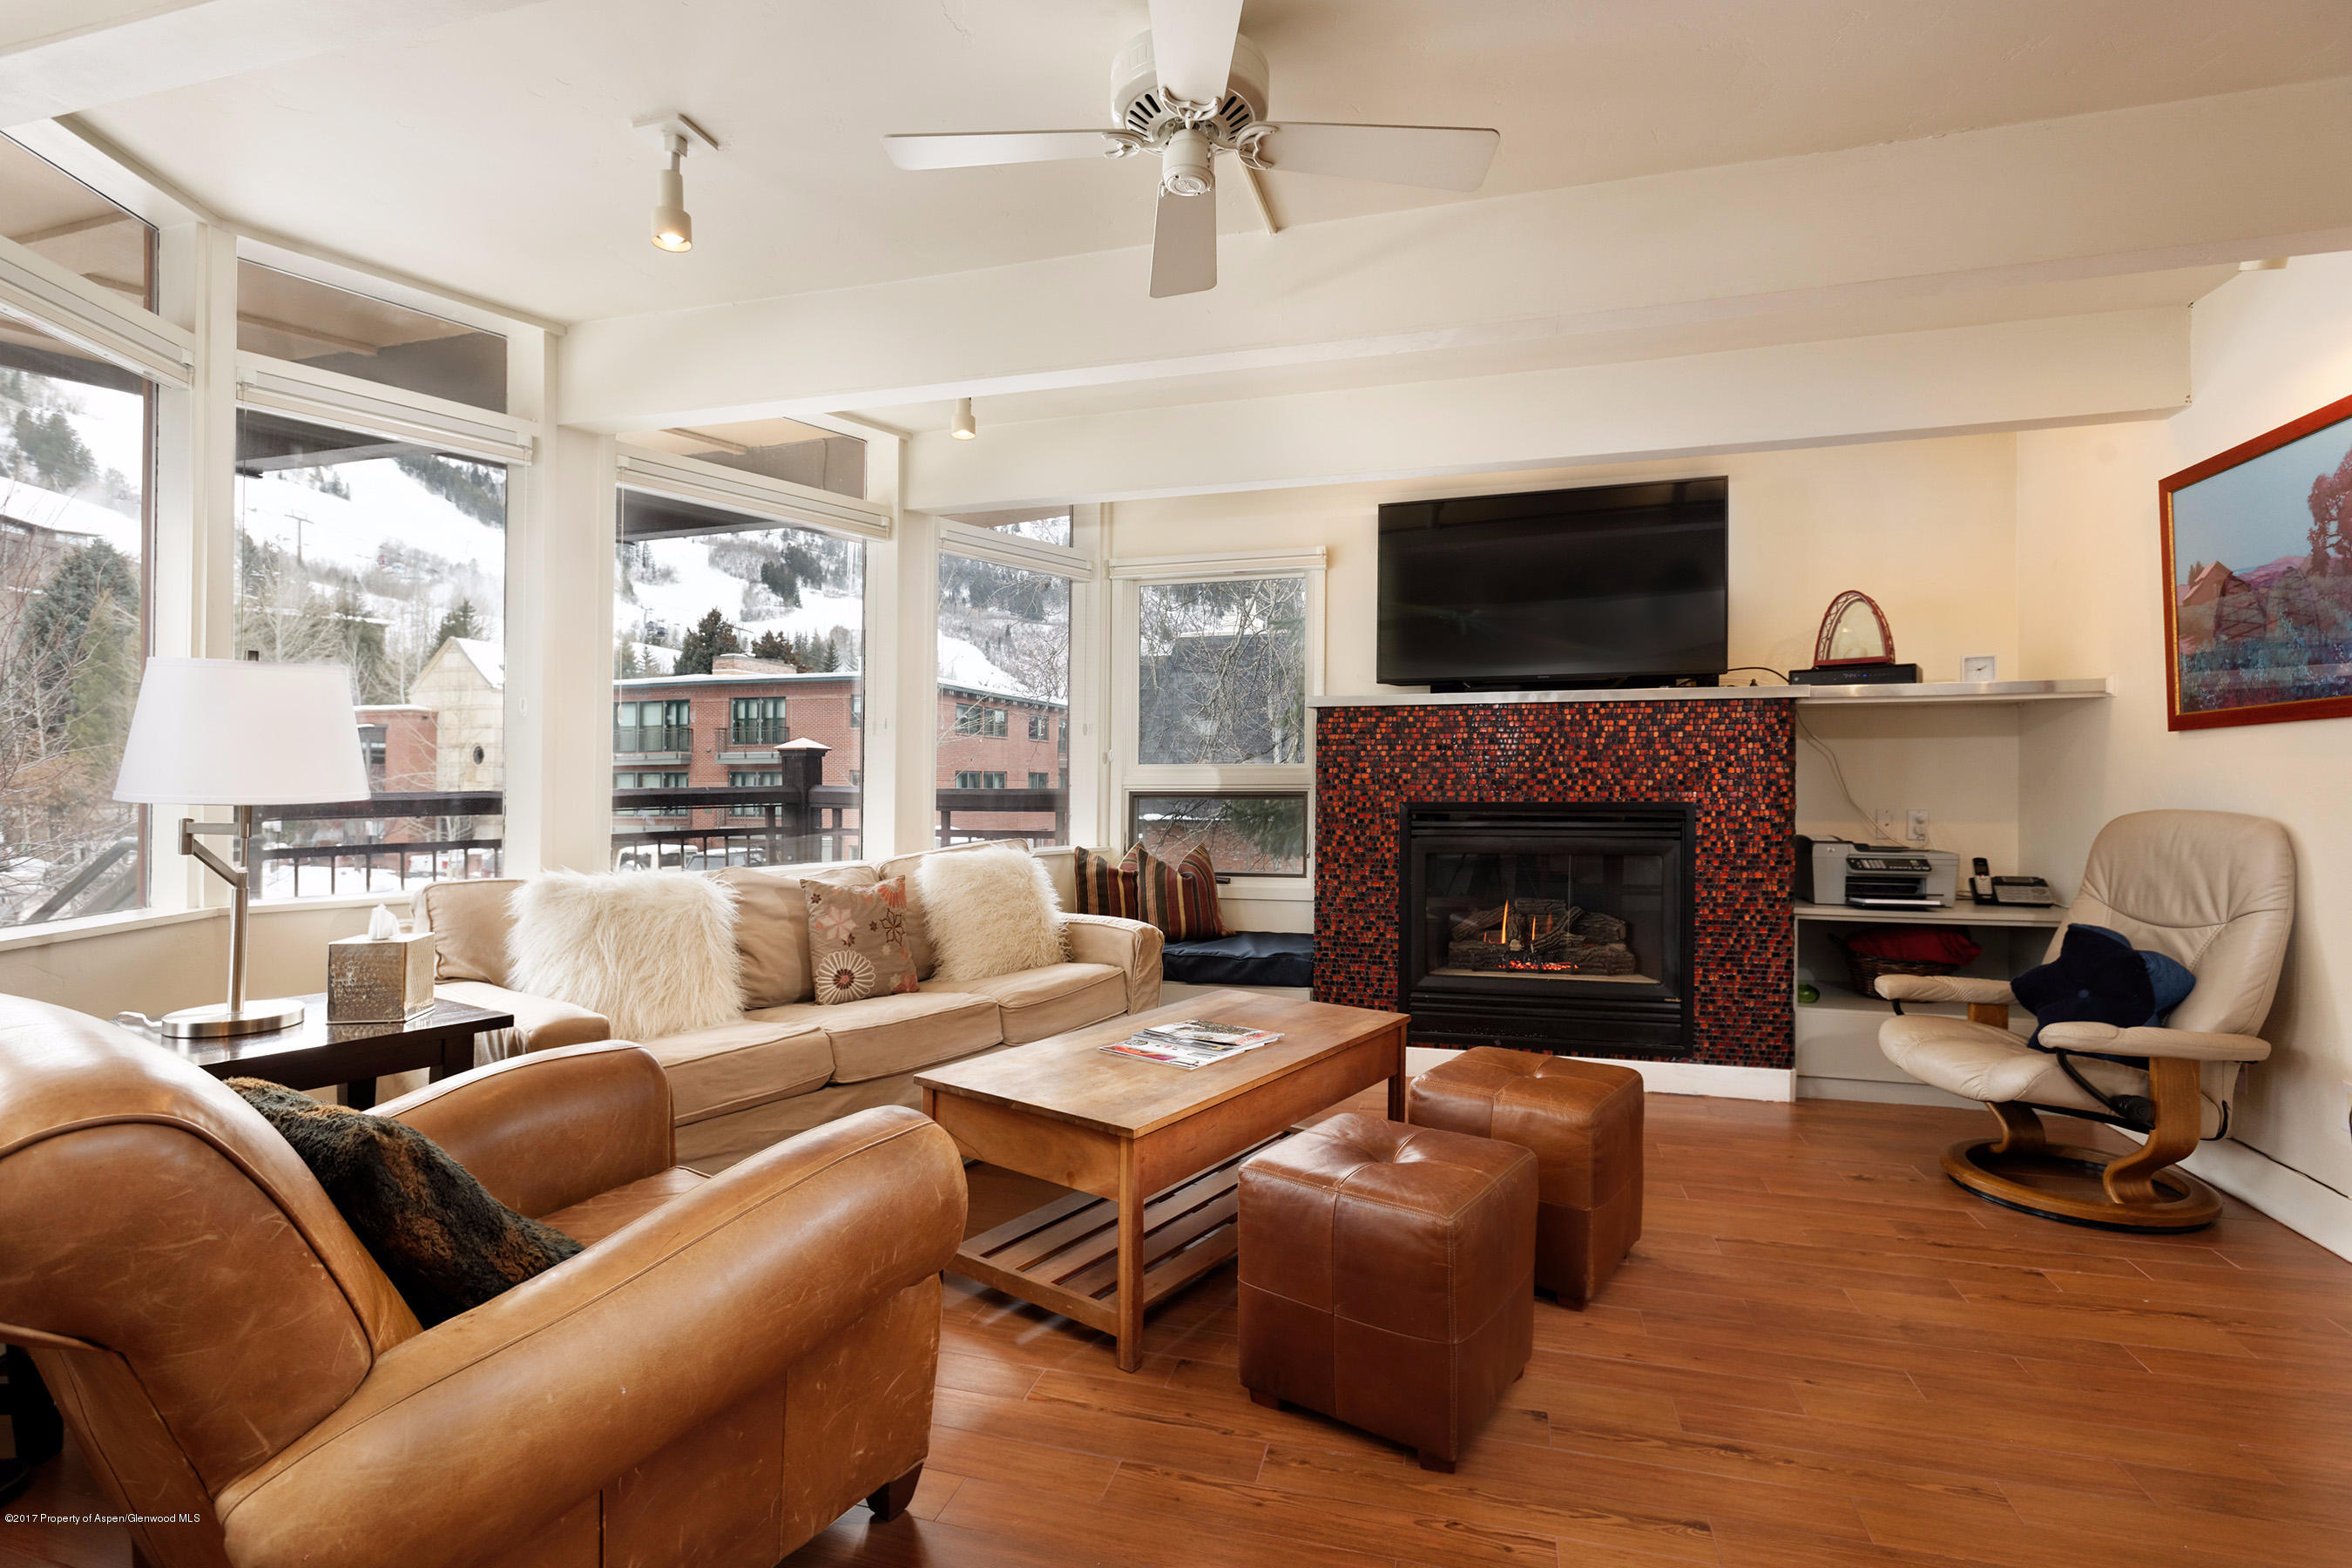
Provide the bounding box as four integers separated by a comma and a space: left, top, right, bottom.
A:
950, 1144, 1271, 1340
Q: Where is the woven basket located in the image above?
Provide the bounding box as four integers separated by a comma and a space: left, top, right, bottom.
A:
1833, 940, 1962, 1001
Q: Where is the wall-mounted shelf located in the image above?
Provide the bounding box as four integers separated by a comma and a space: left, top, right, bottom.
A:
1792, 677, 2112, 707
1792, 901, 2067, 928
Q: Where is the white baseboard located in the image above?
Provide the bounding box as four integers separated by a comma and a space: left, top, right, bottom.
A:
1406, 1045, 1792, 1103
1798, 1075, 1977, 1109
2184, 1139, 2352, 1264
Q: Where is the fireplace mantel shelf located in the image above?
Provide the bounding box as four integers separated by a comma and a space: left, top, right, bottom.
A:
1311, 678, 2112, 710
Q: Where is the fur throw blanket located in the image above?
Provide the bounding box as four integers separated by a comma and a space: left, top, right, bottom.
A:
228, 1079, 581, 1328
507, 870, 741, 1041
917, 845, 1067, 981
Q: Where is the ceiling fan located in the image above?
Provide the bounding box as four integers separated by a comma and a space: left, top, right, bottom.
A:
881, 0, 1500, 298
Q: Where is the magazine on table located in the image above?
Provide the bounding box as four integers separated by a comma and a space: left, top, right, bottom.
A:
1099, 1018, 1284, 1070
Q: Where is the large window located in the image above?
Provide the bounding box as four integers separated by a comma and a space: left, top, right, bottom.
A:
1119, 565, 1318, 880
1139, 577, 1307, 764
1131, 794, 1309, 876
233, 409, 507, 896
614, 488, 864, 868
0, 135, 154, 309
942, 506, 1072, 549
937, 553, 1069, 848
0, 316, 154, 925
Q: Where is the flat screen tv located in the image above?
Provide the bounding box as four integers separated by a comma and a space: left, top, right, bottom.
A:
1377, 477, 1727, 690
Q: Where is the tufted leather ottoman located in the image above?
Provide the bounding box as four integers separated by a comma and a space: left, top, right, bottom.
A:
1237, 1114, 1536, 1471
1407, 1048, 1644, 1307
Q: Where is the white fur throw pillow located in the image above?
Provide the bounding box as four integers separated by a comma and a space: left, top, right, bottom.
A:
916, 846, 1066, 982
506, 870, 740, 1042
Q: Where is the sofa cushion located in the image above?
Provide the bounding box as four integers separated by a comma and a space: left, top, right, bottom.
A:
930, 963, 1126, 1045
880, 841, 1010, 978
917, 846, 1067, 981
807, 878, 920, 1004
412, 878, 524, 985
718, 862, 877, 1008
751, 991, 1002, 1084
1162, 931, 1315, 989
639, 1017, 835, 1125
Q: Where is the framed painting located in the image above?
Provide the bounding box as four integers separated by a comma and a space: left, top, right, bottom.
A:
2159, 389, 2352, 730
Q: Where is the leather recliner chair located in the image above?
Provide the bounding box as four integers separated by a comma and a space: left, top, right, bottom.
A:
1876, 809, 2294, 1231
0, 996, 967, 1568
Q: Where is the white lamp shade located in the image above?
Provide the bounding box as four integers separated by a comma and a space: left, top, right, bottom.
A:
113, 658, 374, 806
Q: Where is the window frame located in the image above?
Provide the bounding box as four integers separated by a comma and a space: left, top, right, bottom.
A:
1110, 547, 1326, 887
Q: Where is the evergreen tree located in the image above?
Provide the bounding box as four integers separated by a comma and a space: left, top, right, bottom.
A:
749, 628, 792, 662
65, 589, 137, 761
432, 598, 483, 652
25, 542, 139, 737
614, 637, 641, 678
673, 608, 741, 676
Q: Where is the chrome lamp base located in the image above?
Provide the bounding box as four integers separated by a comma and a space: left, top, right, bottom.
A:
159, 997, 307, 1040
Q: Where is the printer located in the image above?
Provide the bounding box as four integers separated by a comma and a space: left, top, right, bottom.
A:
1794, 836, 1961, 909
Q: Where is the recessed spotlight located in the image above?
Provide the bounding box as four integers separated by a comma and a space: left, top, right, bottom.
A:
952, 397, 977, 440
632, 113, 719, 253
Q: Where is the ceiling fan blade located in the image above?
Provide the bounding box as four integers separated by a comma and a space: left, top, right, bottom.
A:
881, 131, 1116, 171
1149, 187, 1217, 299
1255, 123, 1500, 192
1148, 0, 1242, 105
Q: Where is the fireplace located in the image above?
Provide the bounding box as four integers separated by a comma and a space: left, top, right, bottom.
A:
1400, 802, 1695, 1057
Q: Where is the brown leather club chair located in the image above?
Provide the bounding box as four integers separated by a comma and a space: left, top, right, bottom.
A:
0, 996, 967, 1568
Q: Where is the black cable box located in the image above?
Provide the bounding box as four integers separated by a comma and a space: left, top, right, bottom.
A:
1788, 663, 1922, 686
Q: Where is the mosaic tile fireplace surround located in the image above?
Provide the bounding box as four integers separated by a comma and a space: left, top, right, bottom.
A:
1314, 698, 1797, 1070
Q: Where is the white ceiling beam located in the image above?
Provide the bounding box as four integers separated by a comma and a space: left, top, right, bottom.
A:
898, 310, 2189, 512
0, 0, 544, 127
557, 76, 2352, 432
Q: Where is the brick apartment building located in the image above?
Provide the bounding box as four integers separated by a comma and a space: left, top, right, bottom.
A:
612, 653, 1067, 858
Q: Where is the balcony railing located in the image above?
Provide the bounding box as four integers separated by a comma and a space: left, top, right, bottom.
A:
724, 718, 790, 747
611, 783, 861, 868
935, 786, 1067, 848
615, 724, 694, 754
253, 790, 505, 899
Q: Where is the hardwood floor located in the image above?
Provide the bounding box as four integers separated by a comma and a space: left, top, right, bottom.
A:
794, 1092, 2352, 1568
7, 1092, 2351, 1567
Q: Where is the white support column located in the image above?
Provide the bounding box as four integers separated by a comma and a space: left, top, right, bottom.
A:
880, 509, 940, 860
148, 219, 239, 916
504, 402, 615, 875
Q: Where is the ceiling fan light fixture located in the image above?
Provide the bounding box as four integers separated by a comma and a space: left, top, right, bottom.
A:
951, 397, 977, 440
1160, 125, 1214, 197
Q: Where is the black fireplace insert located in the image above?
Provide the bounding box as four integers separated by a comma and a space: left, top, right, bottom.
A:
1399, 801, 1695, 1057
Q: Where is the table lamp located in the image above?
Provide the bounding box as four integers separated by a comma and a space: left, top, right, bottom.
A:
112, 654, 373, 1038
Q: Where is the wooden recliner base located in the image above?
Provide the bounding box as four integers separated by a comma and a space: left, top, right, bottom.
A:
1945, 1061, 2220, 1233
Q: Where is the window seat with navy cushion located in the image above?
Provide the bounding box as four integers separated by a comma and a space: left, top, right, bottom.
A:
1159, 930, 1315, 990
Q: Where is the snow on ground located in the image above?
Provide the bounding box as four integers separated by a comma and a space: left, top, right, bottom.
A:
240, 461, 505, 587
936, 632, 1032, 698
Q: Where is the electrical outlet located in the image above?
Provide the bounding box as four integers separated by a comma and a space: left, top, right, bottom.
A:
1906, 808, 1930, 844
1875, 808, 1902, 842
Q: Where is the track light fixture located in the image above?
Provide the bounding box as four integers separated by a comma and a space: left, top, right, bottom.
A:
632, 113, 719, 253
952, 397, 977, 440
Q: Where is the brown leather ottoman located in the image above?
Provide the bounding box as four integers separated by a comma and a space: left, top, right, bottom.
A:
1236, 1114, 1536, 1471
1408, 1048, 1643, 1307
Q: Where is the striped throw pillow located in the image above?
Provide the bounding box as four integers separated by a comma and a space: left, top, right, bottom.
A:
1137, 843, 1227, 942
1072, 842, 1143, 919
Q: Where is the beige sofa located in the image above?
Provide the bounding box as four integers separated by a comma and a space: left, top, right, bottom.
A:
411, 844, 1163, 1171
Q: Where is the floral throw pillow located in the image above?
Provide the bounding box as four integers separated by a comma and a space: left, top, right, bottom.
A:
806, 877, 921, 1004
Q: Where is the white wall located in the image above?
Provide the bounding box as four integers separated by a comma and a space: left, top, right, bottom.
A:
0, 901, 374, 1019
2017, 253, 2352, 1250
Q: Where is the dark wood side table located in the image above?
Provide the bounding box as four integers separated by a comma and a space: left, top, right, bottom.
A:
121, 993, 513, 1110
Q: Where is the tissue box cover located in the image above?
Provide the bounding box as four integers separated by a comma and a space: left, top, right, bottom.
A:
327, 930, 437, 1022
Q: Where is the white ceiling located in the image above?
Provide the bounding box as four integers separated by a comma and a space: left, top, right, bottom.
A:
67, 0, 2352, 325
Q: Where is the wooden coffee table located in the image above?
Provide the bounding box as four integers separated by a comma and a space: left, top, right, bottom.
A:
916, 990, 1408, 1372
